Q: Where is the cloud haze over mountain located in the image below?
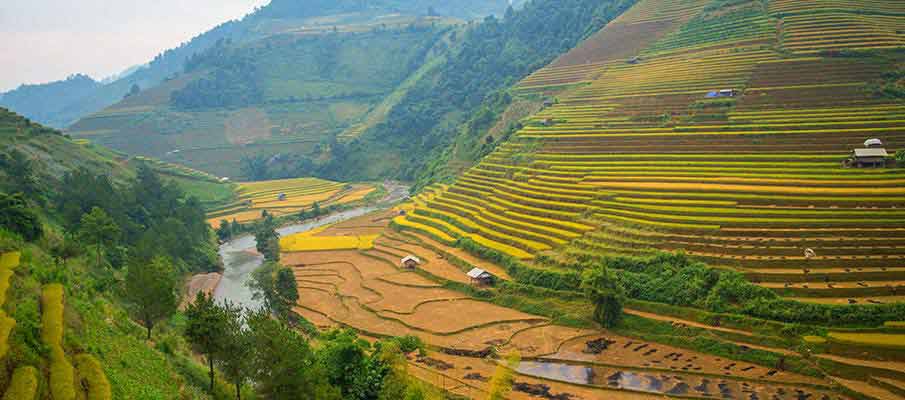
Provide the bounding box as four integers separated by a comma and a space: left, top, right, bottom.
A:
0, 0, 269, 92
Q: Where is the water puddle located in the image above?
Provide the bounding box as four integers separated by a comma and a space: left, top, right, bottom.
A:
517, 360, 838, 400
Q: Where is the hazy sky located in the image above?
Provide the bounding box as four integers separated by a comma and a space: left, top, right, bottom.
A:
0, 0, 270, 92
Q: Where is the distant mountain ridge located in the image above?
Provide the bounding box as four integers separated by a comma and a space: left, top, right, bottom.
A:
1, 0, 512, 128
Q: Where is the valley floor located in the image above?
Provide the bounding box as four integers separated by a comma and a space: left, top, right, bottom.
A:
281, 210, 861, 400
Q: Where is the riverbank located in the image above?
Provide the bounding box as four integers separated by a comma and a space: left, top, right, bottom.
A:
210, 181, 409, 310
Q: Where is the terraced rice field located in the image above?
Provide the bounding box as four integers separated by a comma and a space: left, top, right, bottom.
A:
282, 212, 850, 399
396, 0, 905, 314
206, 177, 375, 227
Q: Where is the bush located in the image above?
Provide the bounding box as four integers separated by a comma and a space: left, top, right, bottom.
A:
75, 354, 112, 400
896, 150, 905, 167
42, 284, 76, 400
49, 347, 76, 400
0, 314, 15, 359
2, 366, 38, 400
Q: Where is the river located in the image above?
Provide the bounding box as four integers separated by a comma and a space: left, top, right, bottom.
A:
213, 182, 409, 309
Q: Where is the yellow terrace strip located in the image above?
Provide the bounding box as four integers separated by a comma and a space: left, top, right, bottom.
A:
827, 332, 905, 350
280, 232, 378, 252
0, 252, 20, 269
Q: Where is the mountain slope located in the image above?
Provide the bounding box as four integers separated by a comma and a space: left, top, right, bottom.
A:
400, 0, 905, 299
3, 0, 512, 129
69, 22, 453, 179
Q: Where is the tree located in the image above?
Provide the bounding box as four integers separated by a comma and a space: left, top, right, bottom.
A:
0, 192, 42, 241
0, 150, 42, 202
216, 220, 232, 242
249, 262, 300, 320
128, 84, 141, 97
79, 207, 120, 270
486, 352, 520, 400
185, 293, 229, 392
896, 149, 905, 167
217, 303, 252, 400
246, 309, 340, 399
254, 223, 280, 262
124, 256, 178, 339
581, 265, 624, 328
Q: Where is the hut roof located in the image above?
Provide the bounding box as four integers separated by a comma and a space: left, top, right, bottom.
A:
853, 148, 888, 158
401, 255, 421, 265
467, 268, 492, 279
864, 138, 883, 147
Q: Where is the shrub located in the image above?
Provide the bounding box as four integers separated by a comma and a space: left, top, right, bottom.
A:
3, 366, 39, 400
42, 284, 76, 400
75, 354, 112, 400
896, 150, 905, 167
0, 314, 15, 359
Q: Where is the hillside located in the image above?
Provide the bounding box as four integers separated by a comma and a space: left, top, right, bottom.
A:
3, 0, 512, 129
70, 22, 454, 179
70, 0, 639, 182
394, 0, 905, 396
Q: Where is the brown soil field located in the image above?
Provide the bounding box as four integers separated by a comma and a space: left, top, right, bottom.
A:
282, 210, 851, 398
377, 299, 547, 334
383, 230, 512, 280
549, 334, 827, 386
377, 272, 442, 287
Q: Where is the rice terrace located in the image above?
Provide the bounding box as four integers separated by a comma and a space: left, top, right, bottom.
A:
1, 0, 905, 399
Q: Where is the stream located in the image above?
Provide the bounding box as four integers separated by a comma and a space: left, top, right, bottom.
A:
213, 182, 409, 309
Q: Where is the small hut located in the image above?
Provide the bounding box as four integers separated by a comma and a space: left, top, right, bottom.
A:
277, 193, 287, 201
401, 255, 421, 270
850, 148, 888, 168
466, 268, 494, 286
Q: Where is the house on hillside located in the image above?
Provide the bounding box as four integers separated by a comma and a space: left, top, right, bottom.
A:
467, 268, 494, 286
277, 193, 287, 201
401, 255, 421, 270
706, 89, 738, 98
848, 148, 889, 168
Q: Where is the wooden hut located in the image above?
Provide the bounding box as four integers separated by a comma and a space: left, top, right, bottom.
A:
850, 148, 888, 168
466, 268, 494, 286
401, 255, 421, 270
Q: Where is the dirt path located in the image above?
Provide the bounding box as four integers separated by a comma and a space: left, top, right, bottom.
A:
624, 308, 753, 337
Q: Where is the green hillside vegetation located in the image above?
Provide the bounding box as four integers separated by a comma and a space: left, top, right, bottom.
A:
0, 110, 445, 399
394, 0, 905, 396
69, 0, 638, 182
3, 0, 513, 130
70, 23, 454, 179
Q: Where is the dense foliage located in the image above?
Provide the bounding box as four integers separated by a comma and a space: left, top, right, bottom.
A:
171, 40, 263, 110
186, 293, 437, 400
454, 234, 905, 328
58, 165, 217, 272
325, 0, 636, 182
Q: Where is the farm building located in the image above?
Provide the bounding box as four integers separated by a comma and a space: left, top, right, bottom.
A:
400, 255, 420, 269
706, 89, 738, 98
278, 193, 287, 201
849, 148, 889, 168
466, 268, 494, 286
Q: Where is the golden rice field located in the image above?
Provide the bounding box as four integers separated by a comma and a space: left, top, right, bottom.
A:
207, 177, 376, 227
398, 0, 905, 307
827, 332, 905, 350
